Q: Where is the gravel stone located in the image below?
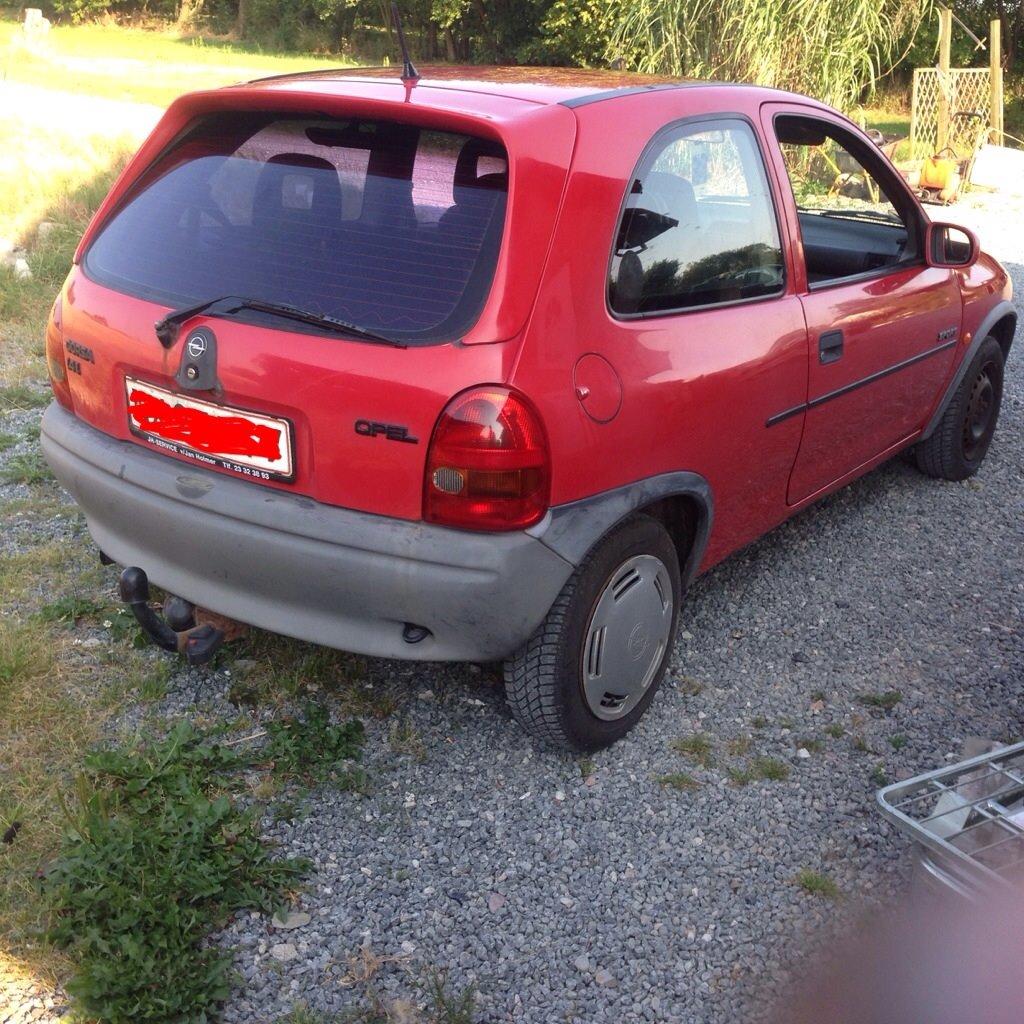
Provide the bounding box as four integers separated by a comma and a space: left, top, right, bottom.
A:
4, 196, 1022, 1024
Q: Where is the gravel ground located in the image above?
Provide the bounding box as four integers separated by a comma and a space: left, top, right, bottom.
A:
3, 196, 1022, 1024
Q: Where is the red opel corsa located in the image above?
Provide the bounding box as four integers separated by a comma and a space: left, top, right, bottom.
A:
41, 66, 1015, 750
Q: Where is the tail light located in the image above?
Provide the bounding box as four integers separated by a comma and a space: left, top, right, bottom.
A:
424, 386, 550, 531
45, 295, 74, 411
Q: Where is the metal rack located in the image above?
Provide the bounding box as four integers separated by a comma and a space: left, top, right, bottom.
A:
877, 741, 1024, 897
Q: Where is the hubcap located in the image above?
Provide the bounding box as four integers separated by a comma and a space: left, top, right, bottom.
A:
581, 554, 674, 721
962, 363, 997, 462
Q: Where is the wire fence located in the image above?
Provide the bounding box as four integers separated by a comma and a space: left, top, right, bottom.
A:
911, 67, 992, 159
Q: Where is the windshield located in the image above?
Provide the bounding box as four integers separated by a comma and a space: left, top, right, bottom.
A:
83, 113, 509, 345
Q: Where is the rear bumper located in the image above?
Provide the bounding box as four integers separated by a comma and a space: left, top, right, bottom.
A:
41, 403, 574, 661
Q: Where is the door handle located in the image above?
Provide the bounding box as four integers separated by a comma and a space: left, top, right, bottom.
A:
819, 330, 844, 364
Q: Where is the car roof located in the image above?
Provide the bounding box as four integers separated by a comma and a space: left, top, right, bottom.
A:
239, 64, 781, 111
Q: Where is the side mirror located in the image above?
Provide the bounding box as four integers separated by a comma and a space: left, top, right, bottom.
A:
926, 221, 980, 269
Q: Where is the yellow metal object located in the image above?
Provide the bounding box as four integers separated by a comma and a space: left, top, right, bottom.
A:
920, 155, 960, 191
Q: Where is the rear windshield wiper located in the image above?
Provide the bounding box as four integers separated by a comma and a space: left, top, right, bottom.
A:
154, 295, 406, 349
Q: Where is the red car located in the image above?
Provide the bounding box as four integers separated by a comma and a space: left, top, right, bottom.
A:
41, 66, 1015, 751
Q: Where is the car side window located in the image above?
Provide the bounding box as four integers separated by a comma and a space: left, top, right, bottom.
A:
773, 114, 917, 287
609, 119, 784, 316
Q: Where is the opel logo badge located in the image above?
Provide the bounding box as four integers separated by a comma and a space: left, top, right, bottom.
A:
186, 333, 208, 359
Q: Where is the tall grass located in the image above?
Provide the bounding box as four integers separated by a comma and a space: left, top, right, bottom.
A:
609, 0, 933, 110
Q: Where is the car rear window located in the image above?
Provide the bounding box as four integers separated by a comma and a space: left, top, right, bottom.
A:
83, 113, 509, 345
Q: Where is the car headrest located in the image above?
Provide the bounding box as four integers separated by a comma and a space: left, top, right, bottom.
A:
252, 153, 344, 230
637, 171, 697, 224
452, 138, 508, 206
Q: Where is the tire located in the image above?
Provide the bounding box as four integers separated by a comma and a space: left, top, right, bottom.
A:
504, 515, 681, 752
915, 337, 1004, 481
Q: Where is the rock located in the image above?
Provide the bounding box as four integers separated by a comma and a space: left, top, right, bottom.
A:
573, 954, 590, 973
271, 911, 311, 931
797, 748, 811, 759
36, 221, 57, 241
487, 892, 506, 913
13, 257, 31, 280
270, 943, 298, 962
231, 658, 259, 677
594, 968, 616, 987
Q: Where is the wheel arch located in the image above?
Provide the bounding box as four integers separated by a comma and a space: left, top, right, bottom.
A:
922, 300, 1016, 441
534, 471, 713, 588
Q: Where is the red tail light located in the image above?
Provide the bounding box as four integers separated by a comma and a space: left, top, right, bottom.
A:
45, 295, 73, 411
424, 386, 550, 531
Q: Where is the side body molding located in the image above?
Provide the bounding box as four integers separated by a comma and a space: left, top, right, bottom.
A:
532, 471, 714, 587
922, 300, 1016, 440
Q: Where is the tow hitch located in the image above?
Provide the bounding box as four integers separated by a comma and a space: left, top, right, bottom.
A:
118, 566, 245, 666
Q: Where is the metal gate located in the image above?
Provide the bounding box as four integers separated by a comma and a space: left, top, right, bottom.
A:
911, 67, 991, 158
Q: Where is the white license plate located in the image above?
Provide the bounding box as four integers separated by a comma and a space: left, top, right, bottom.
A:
125, 377, 294, 482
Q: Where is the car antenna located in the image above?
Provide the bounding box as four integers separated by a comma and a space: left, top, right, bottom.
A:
390, 2, 420, 86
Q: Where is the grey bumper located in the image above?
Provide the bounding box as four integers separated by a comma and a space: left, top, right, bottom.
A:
41, 404, 575, 662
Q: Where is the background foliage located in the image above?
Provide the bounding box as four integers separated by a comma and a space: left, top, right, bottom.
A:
20, 0, 1022, 105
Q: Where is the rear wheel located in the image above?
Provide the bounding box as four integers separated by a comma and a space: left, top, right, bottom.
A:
504, 515, 681, 752
915, 337, 1004, 481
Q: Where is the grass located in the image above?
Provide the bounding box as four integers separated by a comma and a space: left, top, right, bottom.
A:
858, 690, 903, 711
0, 384, 49, 411
677, 676, 704, 697
728, 757, 791, 786
825, 723, 845, 738
795, 869, 841, 900
1, 450, 52, 485
797, 737, 825, 753
671, 732, 714, 767
656, 772, 700, 791
870, 764, 889, 786
36, 594, 107, 625
44, 722, 313, 1022
889, 734, 908, 751
389, 716, 427, 761
0, 17, 357, 109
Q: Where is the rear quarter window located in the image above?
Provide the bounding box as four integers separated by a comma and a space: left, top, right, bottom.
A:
608, 119, 784, 316
83, 114, 509, 345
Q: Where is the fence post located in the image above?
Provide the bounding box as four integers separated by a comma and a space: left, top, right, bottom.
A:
937, 7, 952, 149
989, 18, 1003, 144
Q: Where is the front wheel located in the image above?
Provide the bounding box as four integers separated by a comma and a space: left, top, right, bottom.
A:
504, 515, 681, 752
915, 337, 1004, 481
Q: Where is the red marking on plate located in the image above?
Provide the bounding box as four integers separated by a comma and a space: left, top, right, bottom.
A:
127, 387, 283, 462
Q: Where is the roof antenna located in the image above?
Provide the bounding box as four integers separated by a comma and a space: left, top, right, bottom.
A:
390, 2, 420, 85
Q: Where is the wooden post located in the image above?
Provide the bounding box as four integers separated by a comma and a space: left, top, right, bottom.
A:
989, 18, 1004, 145
937, 7, 953, 150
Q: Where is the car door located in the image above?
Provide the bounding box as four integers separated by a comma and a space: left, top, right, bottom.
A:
760, 103, 963, 505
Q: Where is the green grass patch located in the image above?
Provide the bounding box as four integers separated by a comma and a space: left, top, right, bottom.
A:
0, 18, 358, 110
795, 869, 841, 900
36, 594, 106, 625
728, 757, 791, 786
677, 676, 704, 697
671, 732, 714, 767
656, 772, 700, 791
858, 690, 902, 711
751, 715, 768, 729
0, 431, 19, 452
1, 450, 52, 485
0, 384, 49, 411
726, 736, 752, 756
0, 621, 55, 696
889, 734, 908, 751
388, 716, 427, 762
825, 723, 845, 738
44, 721, 314, 1023
870, 763, 889, 786
797, 737, 825, 753
260, 703, 366, 787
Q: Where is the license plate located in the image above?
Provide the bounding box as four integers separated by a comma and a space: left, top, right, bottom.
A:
125, 377, 294, 482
